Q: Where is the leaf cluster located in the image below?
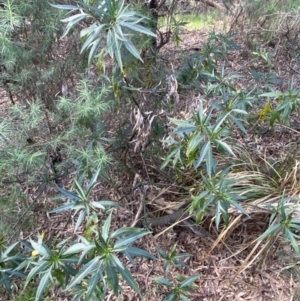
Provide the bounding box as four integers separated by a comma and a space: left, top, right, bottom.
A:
15, 212, 154, 301
50, 0, 156, 70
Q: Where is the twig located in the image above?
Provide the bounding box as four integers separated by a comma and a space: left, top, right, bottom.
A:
11, 183, 46, 238
131, 202, 143, 227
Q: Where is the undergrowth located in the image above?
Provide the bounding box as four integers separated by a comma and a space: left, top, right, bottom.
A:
0, 0, 300, 300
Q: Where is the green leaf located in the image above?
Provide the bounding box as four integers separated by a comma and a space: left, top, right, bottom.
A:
48, 3, 79, 10
111, 254, 125, 270
180, 274, 200, 287
74, 210, 86, 232
55, 184, 80, 201
285, 230, 300, 253
195, 140, 210, 168
205, 143, 214, 177
49, 203, 75, 214
73, 180, 86, 201
175, 252, 191, 260
120, 23, 156, 37
230, 116, 247, 134
113, 25, 127, 42
85, 266, 104, 300
260, 92, 283, 98
212, 112, 231, 133
87, 37, 103, 66
94, 200, 119, 208
232, 108, 247, 115
164, 292, 177, 301
168, 117, 195, 129
114, 231, 149, 248
80, 23, 98, 38
289, 218, 300, 231
2, 241, 19, 257
35, 269, 52, 301
123, 38, 142, 61
90, 201, 105, 210
155, 276, 172, 287
64, 243, 91, 255
115, 265, 141, 296
106, 262, 119, 295
61, 14, 89, 38
25, 261, 50, 288
259, 223, 281, 241
102, 210, 113, 241
30, 240, 50, 258
215, 201, 222, 229
181, 295, 190, 301
157, 248, 167, 258
213, 140, 236, 157
125, 247, 156, 260
231, 200, 249, 217
65, 256, 100, 291
111, 227, 145, 239
198, 100, 204, 122
61, 13, 88, 24
87, 169, 100, 191
186, 133, 203, 157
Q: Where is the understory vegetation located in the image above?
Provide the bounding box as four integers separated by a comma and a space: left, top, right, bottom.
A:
0, 0, 300, 300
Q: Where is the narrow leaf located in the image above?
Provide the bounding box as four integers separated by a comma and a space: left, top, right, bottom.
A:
48, 3, 79, 10
106, 263, 119, 295
195, 140, 210, 168
125, 247, 156, 260
35, 269, 52, 301
54, 184, 80, 201
155, 277, 172, 287
116, 265, 141, 296
214, 140, 236, 157
102, 210, 112, 241
213, 112, 231, 133
114, 231, 149, 248
74, 210, 86, 232
121, 23, 156, 37
258, 224, 281, 241
180, 274, 200, 287
65, 256, 100, 291
49, 202, 75, 214
88, 169, 100, 191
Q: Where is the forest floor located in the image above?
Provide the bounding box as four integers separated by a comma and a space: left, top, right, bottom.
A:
2, 18, 300, 301
112, 26, 300, 301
